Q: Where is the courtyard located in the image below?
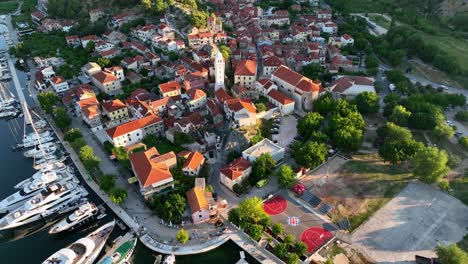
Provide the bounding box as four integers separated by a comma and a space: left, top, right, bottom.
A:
352, 181, 468, 263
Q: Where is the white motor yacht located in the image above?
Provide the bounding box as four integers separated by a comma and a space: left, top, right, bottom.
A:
0, 169, 76, 214
24, 142, 57, 158
49, 202, 98, 234
42, 220, 115, 264
0, 182, 88, 230
22, 131, 55, 148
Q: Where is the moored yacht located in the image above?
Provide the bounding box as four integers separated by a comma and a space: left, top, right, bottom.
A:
0, 182, 88, 230
0, 169, 76, 214
42, 220, 115, 264
24, 142, 58, 158
96, 237, 137, 264
14, 164, 74, 190
49, 202, 98, 234
22, 131, 55, 148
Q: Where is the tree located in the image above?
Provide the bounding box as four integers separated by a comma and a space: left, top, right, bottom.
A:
228, 208, 241, 226
47, 0, 81, 19
287, 253, 300, 264
227, 151, 241, 163
433, 123, 454, 140
274, 243, 289, 260
109, 187, 128, 204
293, 241, 308, 256
255, 103, 267, 112
412, 146, 449, 183
176, 228, 189, 244
455, 110, 468, 122
79, 145, 95, 161
37, 91, 59, 113
313, 93, 335, 116
389, 105, 411, 127
278, 165, 296, 188
154, 193, 187, 222
141, 0, 152, 9
53, 107, 71, 130
250, 153, 276, 184
219, 45, 231, 60
295, 141, 327, 168
378, 122, 422, 164
246, 224, 264, 241
97, 57, 111, 68
284, 234, 295, 245
168, 51, 179, 62
354, 92, 379, 114
297, 112, 324, 137
332, 125, 363, 152
459, 136, 468, 150
99, 174, 116, 193
64, 128, 83, 142
271, 223, 284, 237
153, 0, 168, 15
237, 197, 270, 225
436, 244, 468, 264
70, 137, 86, 150
302, 63, 325, 80
189, 11, 208, 28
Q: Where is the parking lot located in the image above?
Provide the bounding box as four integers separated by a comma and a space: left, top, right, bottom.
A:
275, 115, 297, 148
352, 181, 468, 263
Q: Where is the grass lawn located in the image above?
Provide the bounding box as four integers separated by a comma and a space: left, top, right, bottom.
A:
0, 1, 18, 14
313, 154, 413, 231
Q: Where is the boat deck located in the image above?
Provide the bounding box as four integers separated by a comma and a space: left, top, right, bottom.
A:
96, 232, 134, 264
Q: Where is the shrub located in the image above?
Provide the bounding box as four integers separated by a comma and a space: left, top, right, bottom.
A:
439, 180, 450, 191
272, 223, 284, 237
109, 187, 127, 204
176, 228, 189, 244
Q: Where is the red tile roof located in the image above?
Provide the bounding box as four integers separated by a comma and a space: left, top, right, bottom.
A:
182, 151, 205, 171
215, 88, 233, 104
225, 98, 256, 113
82, 105, 100, 119
329, 76, 374, 93
267, 89, 294, 105
92, 71, 118, 84
186, 187, 208, 213
51, 76, 66, 85
234, 60, 257, 76
159, 81, 180, 94
129, 147, 174, 187
102, 99, 126, 112
187, 89, 206, 101
106, 114, 162, 139
263, 56, 284, 67
220, 157, 251, 180
77, 96, 99, 109
272, 65, 320, 93
207, 99, 221, 116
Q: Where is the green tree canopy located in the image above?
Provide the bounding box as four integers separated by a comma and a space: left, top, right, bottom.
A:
295, 141, 327, 168
176, 228, 190, 244
284, 234, 295, 245
287, 253, 300, 264
38, 91, 59, 114
297, 112, 324, 138
109, 187, 128, 204
154, 193, 187, 222
278, 165, 296, 188
53, 107, 71, 130
250, 153, 276, 184
313, 93, 335, 116
353, 91, 379, 114
433, 123, 454, 140
459, 136, 468, 150
378, 122, 423, 164
274, 243, 289, 260
271, 223, 284, 237
293, 241, 308, 256
47, 0, 81, 19
98, 174, 116, 193
412, 146, 449, 183
435, 244, 468, 264
389, 105, 411, 127
237, 196, 270, 226
64, 128, 83, 142
219, 45, 231, 60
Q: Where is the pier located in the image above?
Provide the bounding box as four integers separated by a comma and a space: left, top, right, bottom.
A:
6, 54, 32, 124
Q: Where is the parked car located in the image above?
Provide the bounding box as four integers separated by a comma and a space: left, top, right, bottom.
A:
256, 179, 269, 188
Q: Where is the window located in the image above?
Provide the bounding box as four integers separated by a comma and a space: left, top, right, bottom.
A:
199, 214, 202, 218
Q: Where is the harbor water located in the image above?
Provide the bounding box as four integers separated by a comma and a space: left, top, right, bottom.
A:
0, 64, 258, 263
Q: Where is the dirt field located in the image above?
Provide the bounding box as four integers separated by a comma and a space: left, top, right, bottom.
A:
352, 181, 468, 263
308, 154, 413, 230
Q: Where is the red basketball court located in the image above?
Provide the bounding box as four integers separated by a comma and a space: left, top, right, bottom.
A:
263, 195, 288, 215
301, 227, 334, 253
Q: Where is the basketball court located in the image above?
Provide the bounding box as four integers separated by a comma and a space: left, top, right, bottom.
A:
263, 194, 335, 254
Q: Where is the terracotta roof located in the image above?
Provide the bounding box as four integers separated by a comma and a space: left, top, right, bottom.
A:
272, 65, 320, 93
106, 114, 162, 139
129, 88, 151, 101
77, 96, 99, 109
177, 150, 192, 159
129, 147, 174, 187
102, 99, 126, 112
329, 76, 374, 93
92, 71, 118, 84
267, 89, 294, 105
187, 89, 206, 101
215, 88, 233, 104
234, 60, 257, 76
51, 76, 66, 85
186, 187, 208, 213
182, 151, 205, 171
207, 99, 221, 116
219, 157, 251, 180
82, 105, 100, 119
263, 56, 284, 67
225, 98, 256, 113
159, 81, 180, 94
